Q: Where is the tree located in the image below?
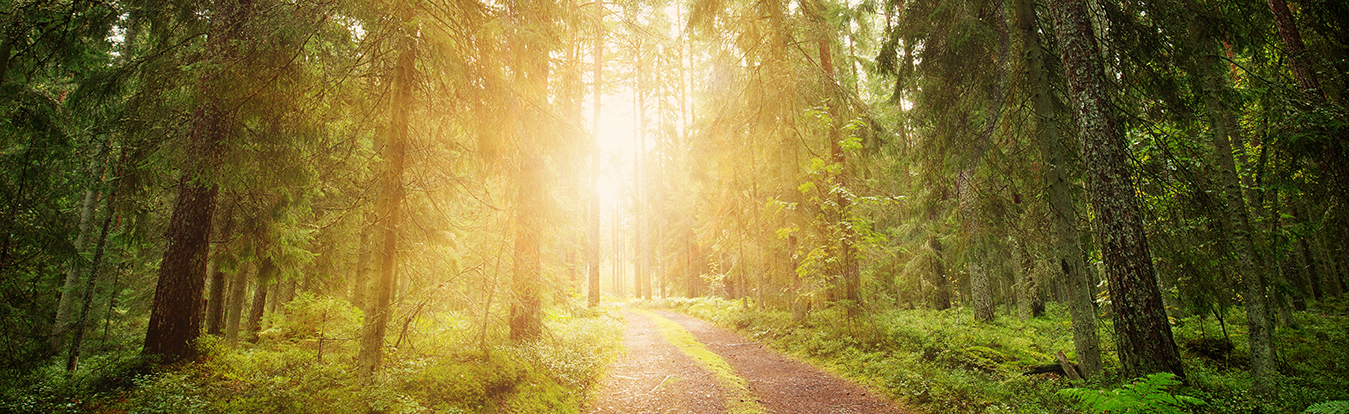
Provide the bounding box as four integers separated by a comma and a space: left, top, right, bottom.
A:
1265, 0, 1323, 98
1186, 7, 1276, 393
356, 20, 415, 379
1048, 0, 1185, 380
588, 0, 605, 308
205, 201, 237, 335
510, 157, 545, 341
1015, 0, 1101, 377
143, 0, 255, 362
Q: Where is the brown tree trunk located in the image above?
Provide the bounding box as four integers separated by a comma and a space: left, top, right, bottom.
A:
206, 201, 235, 335
1048, 0, 1184, 380
510, 157, 545, 342
357, 38, 413, 379
1017, 0, 1102, 377
817, 29, 859, 312
930, 236, 951, 310
246, 265, 270, 343
142, 0, 252, 363
1266, 0, 1323, 97
224, 262, 250, 344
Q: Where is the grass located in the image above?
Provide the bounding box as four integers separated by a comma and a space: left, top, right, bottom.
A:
635, 309, 765, 414
1, 296, 626, 414
647, 296, 1349, 414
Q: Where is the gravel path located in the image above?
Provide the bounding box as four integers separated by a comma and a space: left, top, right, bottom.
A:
585, 307, 911, 414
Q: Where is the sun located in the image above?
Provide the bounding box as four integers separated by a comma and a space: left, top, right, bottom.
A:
588, 88, 636, 216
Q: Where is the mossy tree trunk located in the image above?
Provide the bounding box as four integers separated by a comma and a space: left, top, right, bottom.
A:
356, 32, 413, 379
1048, 0, 1184, 380
1017, 0, 1101, 378
53, 138, 109, 351
1188, 15, 1276, 393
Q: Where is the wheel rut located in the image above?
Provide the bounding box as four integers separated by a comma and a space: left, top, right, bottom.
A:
585, 307, 911, 414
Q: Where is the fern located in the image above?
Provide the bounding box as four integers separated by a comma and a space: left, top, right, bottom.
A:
1305, 401, 1349, 414
1058, 373, 1205, 414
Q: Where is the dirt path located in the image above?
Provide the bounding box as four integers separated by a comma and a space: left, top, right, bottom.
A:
585, 309, 727, 414
585, 308, 911, 414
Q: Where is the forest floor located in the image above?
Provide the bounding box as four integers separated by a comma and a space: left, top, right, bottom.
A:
584, 306, 911, 414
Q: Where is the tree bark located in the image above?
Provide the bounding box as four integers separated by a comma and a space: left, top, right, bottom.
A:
1048, 0, 1184, 380
53, 138, 109, 350
246, 264, 270, 343
1190, 17, 1277, 393
1017, 0, 1101, 378
224, 262, 249, 344
960, 170, 995, 323
66, 175, 117, 372
143, 0, 252, 363
816, 25, 859, 312
206, 201, 235, 335
352, 215, 374, 312
357, 37, 413, 379
511, 157, 545, 342
1265, 0, 1323, 97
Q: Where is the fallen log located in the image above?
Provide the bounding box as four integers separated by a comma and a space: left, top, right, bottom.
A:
1023, 351, 1083, 381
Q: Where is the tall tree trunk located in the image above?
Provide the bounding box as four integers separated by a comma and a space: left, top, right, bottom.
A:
634, 38, 649, 301
352, 215, 374, 312
960, 170, 995, 322
1048, 0, 1184, 380
930, 236, 951, 310
814, 18, 859, 312
246, 265, 270, 343
53, 138, 109, 350
206, 201, 235, 335
588, 0, 603, 307
224, 262, 250, 344
1291, 202, 1323, 300
510, 157, 545, 341
1017, 0, 1101, 377
143, 0, 252, 363
614, 202, 624, 297
66, 175, 117, 372
1190, 17, 1277, 393
1265, 0, 1323, 97
357, 37, 413, 379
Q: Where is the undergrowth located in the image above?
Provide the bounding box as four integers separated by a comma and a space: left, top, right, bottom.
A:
1, 295, 625, 414
649, 296, 1349, 414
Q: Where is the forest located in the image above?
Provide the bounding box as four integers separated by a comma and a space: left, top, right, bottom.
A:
1, 0, 1348, 411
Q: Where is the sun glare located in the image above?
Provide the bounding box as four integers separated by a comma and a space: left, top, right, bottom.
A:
588, 88, 637, 215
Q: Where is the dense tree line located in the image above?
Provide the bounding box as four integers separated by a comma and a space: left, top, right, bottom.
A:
1, 0, 1346, 406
